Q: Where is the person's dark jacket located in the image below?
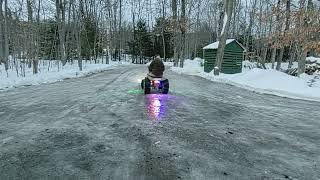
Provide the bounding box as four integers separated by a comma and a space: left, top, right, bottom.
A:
148, 58, 165, 77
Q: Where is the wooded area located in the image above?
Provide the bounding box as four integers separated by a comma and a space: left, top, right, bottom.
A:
0, 0, 319, 76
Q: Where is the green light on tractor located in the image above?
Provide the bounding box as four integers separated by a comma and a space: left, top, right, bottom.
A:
128, 89, 144, 94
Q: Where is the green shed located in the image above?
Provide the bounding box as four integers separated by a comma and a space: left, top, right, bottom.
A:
203, 39, 245, 74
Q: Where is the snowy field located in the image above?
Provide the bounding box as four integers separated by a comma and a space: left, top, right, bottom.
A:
171, 57, 320, 101
0, 59, 130, 90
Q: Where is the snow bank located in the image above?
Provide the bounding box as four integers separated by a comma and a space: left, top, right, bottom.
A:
164, 62, 174, 66
0, 60, 126, 90
242, 60, 299, 70
306, 56, 320, 64
171, 59, 203, 75
171, 59, 320, 101
266, 62, 298, 70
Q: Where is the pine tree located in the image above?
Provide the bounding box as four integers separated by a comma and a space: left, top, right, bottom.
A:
128, 20, 154, 63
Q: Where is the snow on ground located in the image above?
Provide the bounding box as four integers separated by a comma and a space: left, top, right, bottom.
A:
0, 59, 128, 90
306, 56, 320, 64
164, 62, 174, 66
242, 60, 299, 71
171, 58, 204, 75
146, 61, 174, 66
266, 62, 298, 70
171, 58, 320, 101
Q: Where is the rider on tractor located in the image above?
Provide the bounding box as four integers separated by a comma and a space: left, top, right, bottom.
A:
148, 56, 165, 78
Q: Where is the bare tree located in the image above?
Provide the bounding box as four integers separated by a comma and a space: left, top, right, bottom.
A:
161, 0, 166, 61
56, 0, 67, 65
276, 0, 291, 70
179, 0, 186, 67
245, 0, 257, 55
27, 0, 39, 74
214, 0, 234, 75
0, 0, 4, 68
297, 0, 314, 75
0, 0, 9, 75
270, 0, 282, 69
172, 0, 178, 66
118, 0, 122, 61
258, 0, 268, 69
193, 0, 202, 58
77, 0, 83, 70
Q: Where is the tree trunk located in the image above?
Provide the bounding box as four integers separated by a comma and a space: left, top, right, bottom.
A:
236, 0, 241, 38
271, 48, 276, 69
77, 0, 84, 71
33, 0, 41, 74
276, 0, 291, 71
214, 0, 233, 75
297, 0, 313, 76
276, 48, 284, 70
0, 0, 3, 67
261, 46, 268, 69
161, 0, 166, 61
231, 1, 237, 37
298, 48, 307, 75
106, 0, 112, 64
3, 0, 9, 73
194, 0, 201, 59
131, 0, 136, 64
172, 0, 178, 66
271, 0, 282, 69
56, 0, 67, 65
180, 0, 186, 68
27, 0, 39, 74
186, 0, 193, 59
256, 0, 262, 56
217, 1, 224, 37
261, 2, 270, 68
66, 0, 72, 60
245, 0, 257, 55
288, 44, 295, 69
112, 2, 117, 61
118, 0, 122, 62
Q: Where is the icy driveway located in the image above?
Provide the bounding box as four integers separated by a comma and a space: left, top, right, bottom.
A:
0, 65, 319, 180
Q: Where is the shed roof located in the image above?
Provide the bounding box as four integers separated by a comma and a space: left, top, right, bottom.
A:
203, 39, 246, 51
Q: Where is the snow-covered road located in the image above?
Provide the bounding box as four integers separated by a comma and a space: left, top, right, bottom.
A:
0, 65, 319, 180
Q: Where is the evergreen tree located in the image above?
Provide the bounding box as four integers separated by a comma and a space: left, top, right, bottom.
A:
153, 17, 173, 59
81, 16, 99, 60
128, 20, 154, 63
38, 20, 58, 60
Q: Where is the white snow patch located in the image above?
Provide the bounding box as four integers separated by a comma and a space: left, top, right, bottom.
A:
164, 62, 174, 66
266, 62, 299, 69
171, 59, 320, 101
171, 59, 203, 75
0, 60, 129, 90
203, 39, 235, 50
306, 56, 320, 64
243, 60, 299, 70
